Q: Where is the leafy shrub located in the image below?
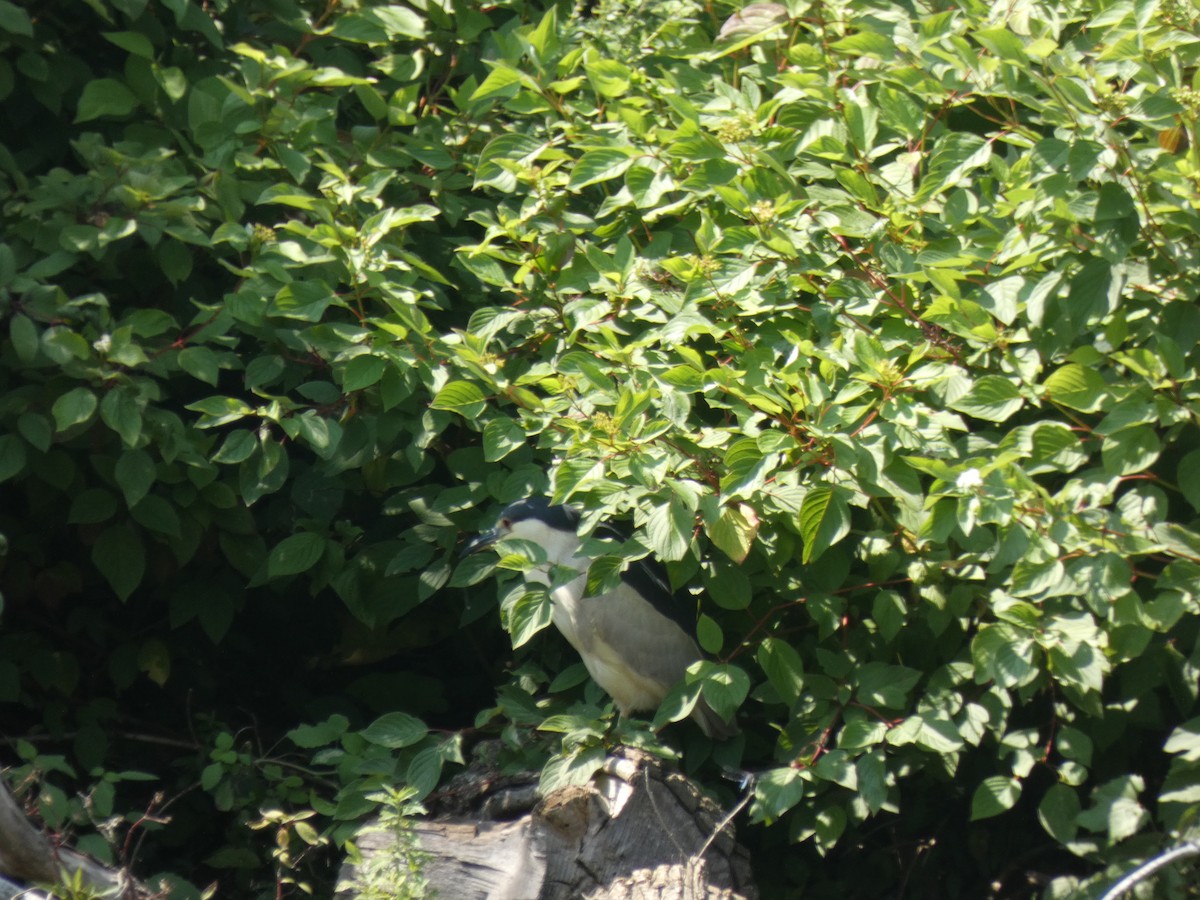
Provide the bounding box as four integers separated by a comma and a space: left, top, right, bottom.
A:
2, 0, 1200, 896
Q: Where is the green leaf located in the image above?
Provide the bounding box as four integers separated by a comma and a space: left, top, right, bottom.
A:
330, 12, 387, 42
973, 27, 1028, 63
469, 63, 526, 106
267, 532, 327, 578
17, 413, 48, 453
855, 662, 921, 709
130, 495, 181, 538
186, 396, 251, 428
552, 458, 603, 501
583, 556, 624, 600
1164, 720, 1200, 758
971, 776, 1022, 820
1010, 558, 1067, 598
341, 355, 387, 392
68, 488, 119, 525
647, 497, 693, 562
271, 281, 336, 321
1077, 777, 1149, 844
52, 387, 98, 432
872, 591, 906, 641
696, 613, 723, 655
507, 587, 553, 648
1057, 726, 1094, 766
474, 133, 547, 191
92, 524, 145, 601
527, 5, 559, 62
178, 346, 220, 385
114, 449, 156, 508
585, 59, 631, 98
406, 746, 444, 799
418, 556, 451, 601
1179, 449, 1200, 514
713, 1, 790, 51
483, 418, 525, 461
856, 751, 888, 813
76, 78, 139, 122
915, 714, 964, 752
103, 30, 156, 58
812, 751, 857, 791
373, 5, 425, 39
694, 661, 750, 722
949, 375, 1023, 423
707, 503, 759, 563
830, 31, 893, 57
1038, 783, 1080, 843
213, 429, 257, 464
290, 413, 340, 458
1042, 363, 1107, 412
569, 148, 638, 190
288, 715, 349, 749
430, 380, 487, 419
841, 719, 888, 750
1028, 422, 1087, 473
915, 133, 991, 202
0, 1, 34, 37
241, 440, 289, 505
138, 639, 171, 686
539, 744, 606, 794
1101, 426, 1160, 476
703, 559, 751, 610
972, 624, 1039, 689
757, 637, 805, 705
754, 767, 805, 822
245, 355, 284, 388
9, 314, 39, 363
101, 387, 143, 446
659, 365, 704, 392
0, 435, 26, 483
361, 711, 428, 749
799, 486, 850, 563
1060, 258, 1118, 334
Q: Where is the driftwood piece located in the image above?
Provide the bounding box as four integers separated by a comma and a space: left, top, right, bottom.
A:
0, 775, 137, 898
1, 875, 49, 900
337, 748, 757, 900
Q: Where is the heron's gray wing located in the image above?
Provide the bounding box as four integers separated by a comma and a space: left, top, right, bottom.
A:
583, 580, 703, 692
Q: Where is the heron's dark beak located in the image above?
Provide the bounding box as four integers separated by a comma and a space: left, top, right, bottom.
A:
460, 529, 500, 559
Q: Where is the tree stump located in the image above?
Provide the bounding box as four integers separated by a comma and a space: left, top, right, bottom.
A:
336, 747, 757, 900
0, 776, 137, 899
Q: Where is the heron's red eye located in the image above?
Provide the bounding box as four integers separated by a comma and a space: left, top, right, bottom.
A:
500, 518, 512, 529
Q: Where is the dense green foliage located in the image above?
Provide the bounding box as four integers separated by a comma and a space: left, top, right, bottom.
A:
4, 0, 1200, 896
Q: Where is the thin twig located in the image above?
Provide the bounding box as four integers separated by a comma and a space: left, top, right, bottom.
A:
1099, 841, 1200, 900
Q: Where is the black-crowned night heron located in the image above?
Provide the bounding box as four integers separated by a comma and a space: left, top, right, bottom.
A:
464, 498, 738, 740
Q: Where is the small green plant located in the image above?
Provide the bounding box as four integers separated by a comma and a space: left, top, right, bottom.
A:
38, 868, 114, 900
247, 808, 330, 897
338, 787, 431, 900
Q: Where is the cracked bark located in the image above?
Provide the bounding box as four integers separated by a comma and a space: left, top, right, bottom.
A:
337, 747, 757, 900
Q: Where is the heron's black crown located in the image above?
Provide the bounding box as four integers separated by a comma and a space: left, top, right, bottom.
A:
496, 497, 580, 533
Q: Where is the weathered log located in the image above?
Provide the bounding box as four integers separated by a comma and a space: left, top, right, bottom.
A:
337, 747, 757, 900
0, 875, 49, 900
0, 774, 134, 898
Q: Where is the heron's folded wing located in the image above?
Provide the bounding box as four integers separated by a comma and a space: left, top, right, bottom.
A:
584, 580, 703, 690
